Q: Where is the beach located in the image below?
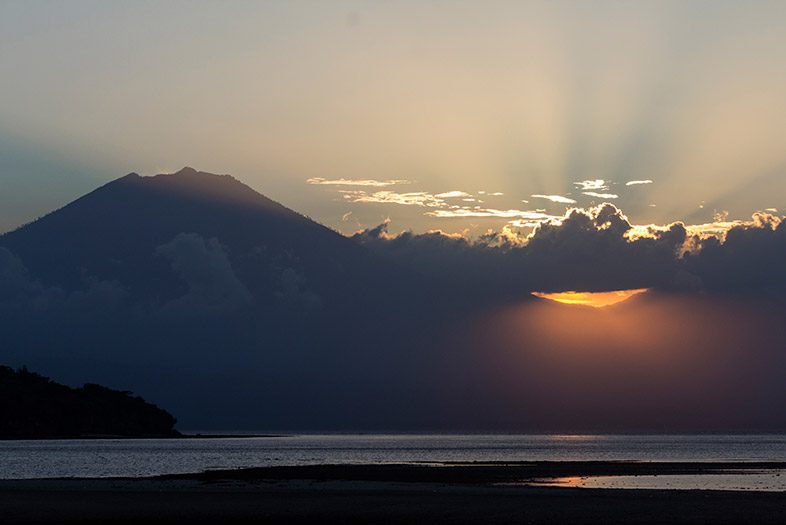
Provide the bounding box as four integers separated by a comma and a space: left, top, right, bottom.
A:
5, 462, 786, 524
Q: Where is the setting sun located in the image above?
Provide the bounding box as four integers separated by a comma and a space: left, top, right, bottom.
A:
532, 289, 649, 308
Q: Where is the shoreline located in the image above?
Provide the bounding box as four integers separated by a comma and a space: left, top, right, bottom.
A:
5, 462, 786, 524
0, 433, 283, 441
155, 460, 786, 484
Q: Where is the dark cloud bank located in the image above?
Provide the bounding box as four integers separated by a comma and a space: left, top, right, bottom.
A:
1, 170, 785, 432
353, 203, 786, 298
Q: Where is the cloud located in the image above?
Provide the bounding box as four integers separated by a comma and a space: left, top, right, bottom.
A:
685, 212, 786, 295
343, 189, 482, 208
582, 192, 619, 199
426, 208, 560, 221
0, 247, 47, 303
508, 218, 555, 228
65, 276, 128, 312
276, 267, 322, 311
155, 233, 252, 315
531, 194, 577, 204
521, 205, 688, 292
352, 222, 517, 291
625, 180, 653, 186
574, 180, 607, 191
343, 190, 445, 207
353, 204, 786, 295
0, 247, 126, 314
354, 204, 689, 293
685, 221, 742, 238
435, 191, 471, 198
307, 177, 410, 187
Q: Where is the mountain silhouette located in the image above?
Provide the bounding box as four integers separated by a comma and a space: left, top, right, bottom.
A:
1, 167, 407, 304
3, 168, 786, 433
0, 168, 456, 430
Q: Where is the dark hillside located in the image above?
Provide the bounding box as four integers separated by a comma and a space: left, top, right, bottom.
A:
0, 365, 179, 439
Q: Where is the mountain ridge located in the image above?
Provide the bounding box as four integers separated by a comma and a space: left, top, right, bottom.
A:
5, 167, 782, 432
0, 167, 388, 297
0, 167, 442, 428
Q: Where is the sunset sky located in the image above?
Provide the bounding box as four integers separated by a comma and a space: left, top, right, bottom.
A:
2, 1, 786, 236
3, 2, 786, 435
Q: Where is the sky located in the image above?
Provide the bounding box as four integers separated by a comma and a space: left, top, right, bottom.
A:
2, 2, 786, 431
2, 1, 786, 236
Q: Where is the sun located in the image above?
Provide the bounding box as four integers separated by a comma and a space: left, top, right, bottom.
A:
532, 289, 649, 308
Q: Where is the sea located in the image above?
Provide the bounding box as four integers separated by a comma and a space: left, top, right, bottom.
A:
3, 434, 786, 483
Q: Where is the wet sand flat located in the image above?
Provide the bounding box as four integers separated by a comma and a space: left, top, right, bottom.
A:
4, 462, 786, 524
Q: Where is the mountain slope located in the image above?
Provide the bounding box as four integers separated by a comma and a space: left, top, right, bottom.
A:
0, 168, 453, 430
5, 168, 783, 433
0, 167, 393, 304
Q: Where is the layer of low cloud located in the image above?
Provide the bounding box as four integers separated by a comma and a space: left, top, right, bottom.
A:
156, 233, 252, 315
626, 180, 654, 186
686, 212, 785, 295
354, 204, 786, 296
0, 247, 127, 314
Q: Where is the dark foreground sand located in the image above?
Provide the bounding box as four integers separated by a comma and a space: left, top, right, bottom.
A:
4, 462, 786, 524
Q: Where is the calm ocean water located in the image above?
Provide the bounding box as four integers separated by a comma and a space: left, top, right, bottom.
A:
2, 434, 786, 480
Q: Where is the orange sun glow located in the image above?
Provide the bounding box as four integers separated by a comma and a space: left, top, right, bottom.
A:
532, 289, 649, 308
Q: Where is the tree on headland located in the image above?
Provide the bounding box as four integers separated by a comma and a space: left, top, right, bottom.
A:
0, 365, 179, 438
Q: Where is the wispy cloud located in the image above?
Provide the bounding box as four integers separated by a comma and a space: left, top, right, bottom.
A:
307, 177, 410, 187
531, 194, 577, 204
344, 190, 444, 207
628, 219, 746, 241
508, 218, 555, 228
685, 222, 742, 238
625, 180, 653, 186
427, 208, 560, 221
574, 179, 607, 191
435, 190, 471, 198
583, 191, 619, 199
